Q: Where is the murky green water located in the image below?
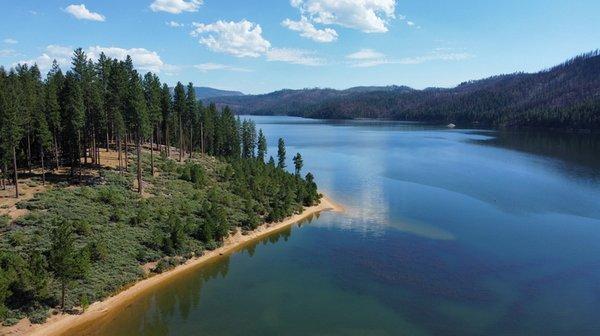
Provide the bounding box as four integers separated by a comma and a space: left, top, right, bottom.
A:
77, 117, 600, 335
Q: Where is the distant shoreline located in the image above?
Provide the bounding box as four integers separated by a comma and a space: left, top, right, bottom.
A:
14, 195, 342, 336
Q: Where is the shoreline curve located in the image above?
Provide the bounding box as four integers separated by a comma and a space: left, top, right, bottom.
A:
19, 194, 341, 336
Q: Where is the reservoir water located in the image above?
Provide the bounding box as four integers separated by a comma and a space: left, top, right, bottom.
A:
76, 116, 600, 335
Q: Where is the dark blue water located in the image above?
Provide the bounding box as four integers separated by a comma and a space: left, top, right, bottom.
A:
83, 117, 600, 335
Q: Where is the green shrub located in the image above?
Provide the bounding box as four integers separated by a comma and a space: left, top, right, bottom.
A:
28, 308, 49, 324
0, 215, 10, 228
87, 239, 109, 262
2, 317, 19, 326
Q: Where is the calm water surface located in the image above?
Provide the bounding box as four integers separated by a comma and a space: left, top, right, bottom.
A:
79, 117, 600, 335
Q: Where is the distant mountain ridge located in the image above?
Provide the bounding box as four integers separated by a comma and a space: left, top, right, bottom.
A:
171, 86, 244, 100
207, 51, 600, 130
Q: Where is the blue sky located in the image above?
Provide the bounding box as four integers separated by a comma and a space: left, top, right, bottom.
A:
0, 0, 598, 94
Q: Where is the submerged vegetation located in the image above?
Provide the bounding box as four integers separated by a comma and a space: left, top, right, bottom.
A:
0, 48, 320, 324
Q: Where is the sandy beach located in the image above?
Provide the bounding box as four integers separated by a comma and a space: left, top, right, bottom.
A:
2, 195, 341, 336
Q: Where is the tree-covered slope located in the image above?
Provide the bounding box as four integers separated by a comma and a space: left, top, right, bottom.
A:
171, 86, 244, 100
208, 51, 600, 129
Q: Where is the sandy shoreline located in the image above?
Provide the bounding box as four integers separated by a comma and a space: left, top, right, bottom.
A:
5, 195, 341, 336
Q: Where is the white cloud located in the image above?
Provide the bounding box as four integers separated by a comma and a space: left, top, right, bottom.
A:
282, 17, 338, 43
64, 4, 105, 22
46, 45, 73, 58
397, 51, 473, 65
0, 49, 17, 57
346, 48, 474, 67
347, 48, 384, 60
290, 0, 396, 33
194, 63, 252, 72
190, 19, 325, 66
17, 45, 175, 74
346, 48, 389, 67
166, 21, 184, 27
3, 38, 18, 44
191, 20, 271, 58
87, 46, 167, 72
406, 21, 415, 26
266, 48, 325, 66
150, 0, 202, 14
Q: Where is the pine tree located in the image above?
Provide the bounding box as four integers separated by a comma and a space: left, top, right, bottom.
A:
173, 82, 186, 162
95, 53, 111, 152
0, 71, 23, 197
241, 119, 257, 159
257, 129, 267, 162
15, 64, 37, 173
202, 103, 216, 155
28, 65, 51, 184
45, 61, 64, 169
60, 72, 85, 175
49, 221, 90, 310
293, 153, 303, 176
143, 72, 162, 175
160, 83, 172, 157
128, 74, 150, 194
185, 83, 197, 159
277, 138, 286, 169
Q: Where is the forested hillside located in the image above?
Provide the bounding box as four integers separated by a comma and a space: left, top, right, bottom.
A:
209, 51, 600, 129
0, 49, 319, 325
171, 86, 244, 100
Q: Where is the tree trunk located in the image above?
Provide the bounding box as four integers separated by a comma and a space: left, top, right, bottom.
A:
40, 144, 46, 186
12, 146, 18, 199
91, 126, 96, 165
179, 116, 183, 162
155, 125, 160, 151
27, 132, 32, 173
83, 126, 88, 165
189, 125, 193, 159
200, 122, 205, 156
54, 132, 60, 170
166, 124, 170, 158
1, 163, 5, 190
150, 131, 154, 176
117, 133, 122, 173
137, 135, 143, 195
125, 133, 129, 171
61, 282, 66, 310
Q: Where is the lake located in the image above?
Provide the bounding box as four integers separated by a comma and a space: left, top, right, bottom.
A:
75, 116, 600, 335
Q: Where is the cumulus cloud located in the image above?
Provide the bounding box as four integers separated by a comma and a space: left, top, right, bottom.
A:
266, 48, 325, 66
16, 45, 174, 74
166, 21, 184, 27
191, 20, 271, 58
150, 0, 202, 14
194, 63, 252, 72
290, 0, 396, 33
64, 4, 105, 22
87, 46, 168, 72
282, 17, 338, 43
190, 19, 325, 66
3, 38, 18, 44
346, 48, 473, 67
